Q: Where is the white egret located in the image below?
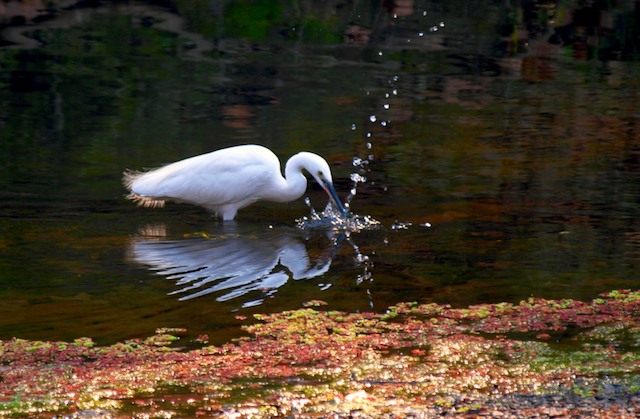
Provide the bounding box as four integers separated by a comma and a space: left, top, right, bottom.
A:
123, 144, 347, 220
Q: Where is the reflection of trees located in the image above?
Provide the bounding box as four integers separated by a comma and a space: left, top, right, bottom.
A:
532, 1, 639, 61
1, 2, 214, 60
1, 1, 638, 61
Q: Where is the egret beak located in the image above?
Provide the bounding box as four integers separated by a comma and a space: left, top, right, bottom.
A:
321, 179, 347, 217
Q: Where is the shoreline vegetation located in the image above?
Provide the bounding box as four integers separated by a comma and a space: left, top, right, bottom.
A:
3, 290, 640, 417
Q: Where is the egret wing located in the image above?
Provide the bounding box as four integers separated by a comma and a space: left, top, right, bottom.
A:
130, 146, 279, 209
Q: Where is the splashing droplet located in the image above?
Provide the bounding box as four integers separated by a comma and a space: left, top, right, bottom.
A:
352, 157, 369, 168
391, 221, 412, 230
369, 115, 377, 122
296, 203, 381, 233
350, 173, 367, 183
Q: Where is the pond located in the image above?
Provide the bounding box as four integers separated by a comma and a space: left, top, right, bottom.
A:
1, 0, 640, 346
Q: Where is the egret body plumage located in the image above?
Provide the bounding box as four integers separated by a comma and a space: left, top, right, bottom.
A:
123, 145, 346, 220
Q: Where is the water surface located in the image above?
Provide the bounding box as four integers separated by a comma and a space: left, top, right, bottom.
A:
1, 0, 640, 345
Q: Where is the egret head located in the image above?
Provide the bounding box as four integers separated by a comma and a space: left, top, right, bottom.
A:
297, 153, 347, 217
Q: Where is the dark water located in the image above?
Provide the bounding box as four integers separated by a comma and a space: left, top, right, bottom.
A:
1, 0, 640, 345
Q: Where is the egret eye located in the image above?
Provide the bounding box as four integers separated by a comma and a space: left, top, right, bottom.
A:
318, 171, 324, 178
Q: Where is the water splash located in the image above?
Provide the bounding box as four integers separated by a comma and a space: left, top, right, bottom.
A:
295, 198, 376, 307
351, 236, 372, 285
296, 201, 381, 232
352, 157, 369, 169
391, 221, 412, 230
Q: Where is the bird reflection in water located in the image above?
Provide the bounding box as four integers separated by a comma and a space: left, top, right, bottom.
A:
127, 224, 347, 308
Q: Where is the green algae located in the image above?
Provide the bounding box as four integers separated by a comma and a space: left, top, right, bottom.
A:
2, 290, 640, 417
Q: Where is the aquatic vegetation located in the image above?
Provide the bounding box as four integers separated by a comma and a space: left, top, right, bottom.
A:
2, 291, 640, 416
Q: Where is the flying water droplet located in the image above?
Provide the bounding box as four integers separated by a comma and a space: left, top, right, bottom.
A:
391, 221, 412, 230
352, 157, 369, 168
383, 104, 390, 110
351, 123, 357, 130
366, 142, 372, 149
350, 173, 367, 183
356, 270, 372, 285
369, 115, 377, 122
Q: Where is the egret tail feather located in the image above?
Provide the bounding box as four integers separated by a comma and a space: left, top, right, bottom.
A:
122, 169, 143, 190
126, 192, 166, 208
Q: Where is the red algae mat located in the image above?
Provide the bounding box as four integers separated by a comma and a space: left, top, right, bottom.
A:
3, 290, 640, 417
